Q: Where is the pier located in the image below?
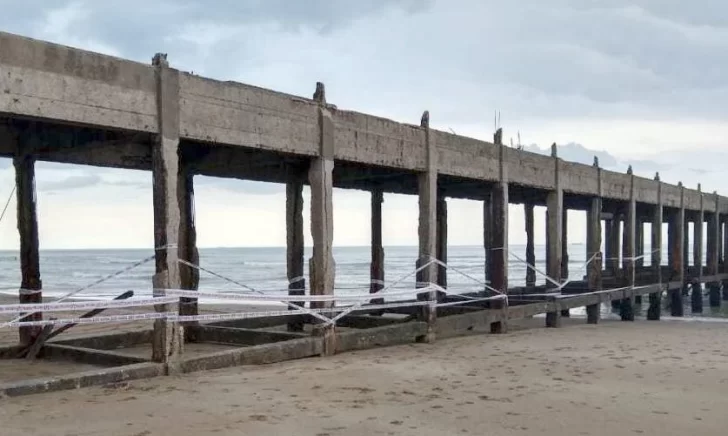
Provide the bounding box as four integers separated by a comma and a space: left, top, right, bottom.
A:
1, 31, 727, 397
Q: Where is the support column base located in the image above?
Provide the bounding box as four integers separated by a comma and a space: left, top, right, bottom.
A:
313, 324, 336, 356
586, 304, 600, 324
691, 282, 703, 313
708, 285, 721, 308
560, 309, 570, 317
647, 293, 661, 321
620, 298, 635, 321
545, 311, 562, 328
669, 289, 684, 317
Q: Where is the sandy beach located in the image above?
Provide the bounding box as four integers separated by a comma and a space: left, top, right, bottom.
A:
0, 318, 726, 435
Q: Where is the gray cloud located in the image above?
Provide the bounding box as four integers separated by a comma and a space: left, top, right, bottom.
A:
38, 174, 102, 192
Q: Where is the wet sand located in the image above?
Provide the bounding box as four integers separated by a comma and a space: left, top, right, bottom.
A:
1, 319, 727, 435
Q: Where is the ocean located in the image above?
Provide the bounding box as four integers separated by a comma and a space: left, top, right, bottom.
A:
0, 245, 726, 318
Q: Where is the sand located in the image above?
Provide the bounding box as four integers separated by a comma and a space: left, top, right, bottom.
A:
1, 318, 727, 436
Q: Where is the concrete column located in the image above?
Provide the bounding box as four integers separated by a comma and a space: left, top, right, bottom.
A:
648, 173, 663, 320
668, 184, 685, 316
607, 215, 621, 278
707, 194, 721, 308
178, 167, 199, 342
436, 193, 447, 290
683, 218, 690, 296
416, 111, 437, 343
286, 175, 305, 331
524, 203, 536, 287
586, 158, 602, 324
620, 168, 636, 321
692, 190, 704, 313
634, 219, 644, 305
151, 53, 183, 364
309, 83, 336, 354
560, 207, 570, 317
370, 188, 385, 306
14, 140, 42, 345
545, 144, 563, 328
483, 191, 492, 287
488, 130, 508, 334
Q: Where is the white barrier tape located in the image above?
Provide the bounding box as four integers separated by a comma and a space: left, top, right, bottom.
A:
176, 259, 331, 324
288, 276, 305, 284
2, 300, 432, 329
5, 252, 160, 325
0, 296, 178, 314
436, 294, 506, 308
370, 279, 386, 286
164, 288, 425, 303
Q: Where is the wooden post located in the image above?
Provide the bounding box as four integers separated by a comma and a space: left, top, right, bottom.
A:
178, 166, 199, 342
692, 188, 704, 313
14, 138, 42, 346
586, 157, 602, 324
416, 110, 437, 343
648, 173, 663, 320
546, 144, 563, 328
151, 53, 183, 364
309, 83, 336, 355
707, 194, 721, 308
489, 129, 508, 334
370, 188, 385, 306
436, 193, 447, 290
669, 184, 685, 316
286, 175, 305, 331
524, 203, 536, 288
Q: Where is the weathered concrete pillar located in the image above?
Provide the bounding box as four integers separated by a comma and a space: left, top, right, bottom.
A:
524, 203, 536, 287
13, 139, 42, 345
707, 194, 721, 308
178, 166, 199, 342
151, 53, 183, 364
286, 175, 306, 331
683, 217, 690, 296
483, 191, 492, 287
560, 207, 570, 317
545, 144, 563, 328
648, 173, 663, 321
619, 168, 636, 321
585, 158, 602, 324
692, 189, 704, 313
309, 83, 336, 354
634, 218, 644, 306
370, 188, 385, 306
488, 130, 509, 334
436, 193, 447, 290
668, 184, 685, 316
607, 215, 621, 278
416, 110, 437, 343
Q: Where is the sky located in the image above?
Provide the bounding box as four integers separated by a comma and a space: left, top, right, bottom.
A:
0, 0, 726, 250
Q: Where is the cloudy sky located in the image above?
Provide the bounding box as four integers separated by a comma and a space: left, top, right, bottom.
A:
0, 0, 726, 250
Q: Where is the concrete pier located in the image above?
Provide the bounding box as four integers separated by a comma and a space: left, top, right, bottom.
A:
2, 31, 728, 396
